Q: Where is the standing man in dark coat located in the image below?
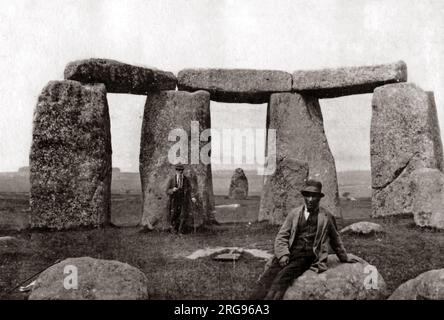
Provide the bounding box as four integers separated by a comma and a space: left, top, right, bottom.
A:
166, 163, 196, 234
250, 179, 358, 300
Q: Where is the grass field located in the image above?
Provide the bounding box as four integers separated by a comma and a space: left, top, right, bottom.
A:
1, 191, 443, 300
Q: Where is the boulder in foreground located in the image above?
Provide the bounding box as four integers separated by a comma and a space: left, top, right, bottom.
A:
284, 254, 387, 300
389, 269, 444, 300
29, 257, 149, 300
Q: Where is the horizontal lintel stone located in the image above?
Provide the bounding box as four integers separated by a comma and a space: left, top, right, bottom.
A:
64, 58, 177, 95
292, 61, 407, 98
177, 68, 292, 103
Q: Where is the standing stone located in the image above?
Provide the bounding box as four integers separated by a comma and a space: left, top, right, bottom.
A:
30, 80, 111, 230
292, 60, 407, 98
139, 90, 214, 230
258, 157, 309, 224
265, 92, 340, 218
371, 84, 444, 217
177, 69, 292, 103
228, 168, 249, 199
64, 58, 177, 95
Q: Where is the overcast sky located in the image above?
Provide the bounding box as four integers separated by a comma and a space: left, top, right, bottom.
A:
1, 0, 443, 172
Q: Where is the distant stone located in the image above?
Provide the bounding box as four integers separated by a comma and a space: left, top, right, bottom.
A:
266, 93, 340, 217
30, 80, 111, 230
212, 252, 242, 261
340, 222, 384, 235
228, 168, 249, 199
371, 84, 444, 217
292, 61, 407, 98
389, 269, 444, 300
18, 166, 30, 173
259, 157, 308, 224
64, 58, 177, 95
29, 257, 148, 300
0, 236, 18, 245
284, 254, 387, 300
139, 90, 214, 230
410, 168, 444, 230
177, 68, 292, 103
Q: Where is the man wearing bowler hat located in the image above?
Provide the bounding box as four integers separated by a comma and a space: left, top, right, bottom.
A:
166, 163, 197, 234
250, 179, 358, 300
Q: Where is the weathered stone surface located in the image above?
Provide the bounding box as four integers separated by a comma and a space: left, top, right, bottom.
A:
340, 222, 384, 235
177, 69, 292, 103
212, 252, 242, 261
388, 269, 444, 300
139, 90, 214, 230
0, 236, 19, 246
64, 58, 177, 95
371, 84, 444, 217
292, 61, 407, 98
228, 168, 249, 199
258, 157, 308, 224
266, 93, 340, 218
30, 80, 112, 230
284, 254, 387, 300
410, 168, 444, 229
29, 257, 148, 300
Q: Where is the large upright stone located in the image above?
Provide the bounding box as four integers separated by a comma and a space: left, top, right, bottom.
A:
30, 80, 112, 230
139, 90, 214, 230
259, 157, 308, 224
265, 93, 340, 218
64, 58, 177, 95
292, 61, 407, 98
177, 69, 292, 103
371, 84, 444, 217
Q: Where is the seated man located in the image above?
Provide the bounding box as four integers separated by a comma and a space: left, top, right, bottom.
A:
251, 179, 358, 300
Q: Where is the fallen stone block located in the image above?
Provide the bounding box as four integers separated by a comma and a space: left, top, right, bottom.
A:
29, 257, 149, 300
64, 58, 177, 95
0, 236, 19, 246
212, 252, 242, 261
340, 221, 384, 235
177, 68, 292, 103
292, 60, 407, 98
30, 80, 112, 230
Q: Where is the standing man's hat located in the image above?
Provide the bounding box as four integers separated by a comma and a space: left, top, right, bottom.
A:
300, 179, 325, 198
175, 163, 184, 170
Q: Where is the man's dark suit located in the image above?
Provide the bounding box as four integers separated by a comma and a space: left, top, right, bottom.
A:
166, 174, 193, 233
251, 205, 349, 299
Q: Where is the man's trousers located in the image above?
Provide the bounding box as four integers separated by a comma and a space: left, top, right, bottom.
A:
250, 252, 316, 300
